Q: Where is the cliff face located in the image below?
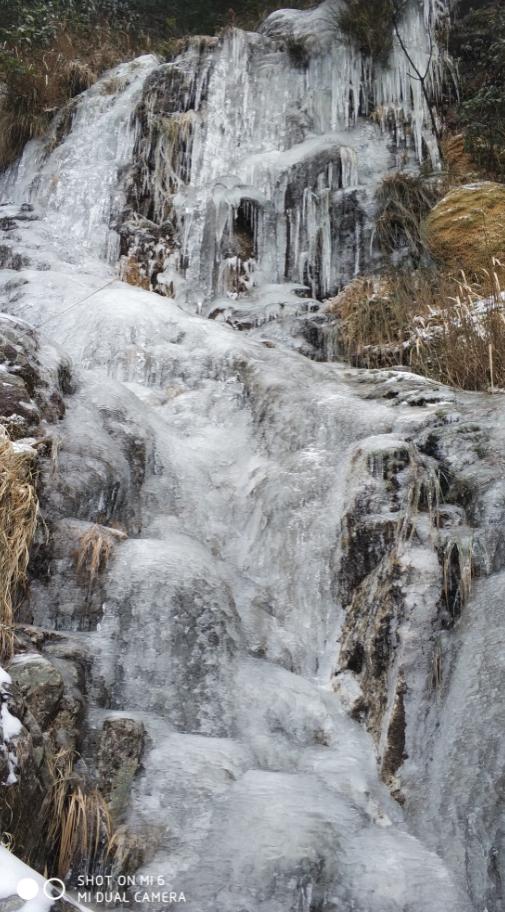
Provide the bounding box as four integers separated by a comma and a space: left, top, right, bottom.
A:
0, 2, 503, 911
333, 373, 505, 910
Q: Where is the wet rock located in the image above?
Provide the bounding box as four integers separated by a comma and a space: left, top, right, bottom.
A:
0, 639, 88, 867
8, 655, 64, 730
98, 717, 144, 823
380, 673, 408, 786
0, 315, 67, 440
0, 681, 48, 869
335, 433, 447, 783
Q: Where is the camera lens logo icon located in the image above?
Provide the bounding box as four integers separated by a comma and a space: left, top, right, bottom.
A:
17, 877, 66, 902
44, 878, 66, 901
16, 879, 39, 902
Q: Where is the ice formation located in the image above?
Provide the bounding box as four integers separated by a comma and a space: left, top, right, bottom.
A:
0, 1, 488, 910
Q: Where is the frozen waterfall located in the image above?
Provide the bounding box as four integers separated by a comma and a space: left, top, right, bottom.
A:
0, 1, 487, 911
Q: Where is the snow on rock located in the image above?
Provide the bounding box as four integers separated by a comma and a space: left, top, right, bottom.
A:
0, 846, 53, 912
0, 667, 22, 786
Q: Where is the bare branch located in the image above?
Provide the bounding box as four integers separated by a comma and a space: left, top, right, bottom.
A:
391, 0, 442, 156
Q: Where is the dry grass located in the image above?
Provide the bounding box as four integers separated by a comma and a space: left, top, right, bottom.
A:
375, 171, 442, 259
46, 749, 113, 879
0, 24, 139, 168
0, 430, 38, 661
441, 133, 478, 184
423, 181, 505, 273
411, 263, 505, 389
325, 274, 419, 368
327, 263, 505, 391
75, 524, 125, 583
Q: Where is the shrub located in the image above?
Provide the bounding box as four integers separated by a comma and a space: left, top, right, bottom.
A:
375, 171, 442, 260
450, 2, 505, 181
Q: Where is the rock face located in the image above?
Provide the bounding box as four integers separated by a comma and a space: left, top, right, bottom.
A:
97, 718, 144, 824
0, 634, 88, 870
0, 311, 67, 441
332, 370, 505, 909
9, 655, 64, 730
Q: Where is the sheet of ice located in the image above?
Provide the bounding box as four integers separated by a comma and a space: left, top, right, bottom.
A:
0, 245, 471, 906
0, 3, 470, 910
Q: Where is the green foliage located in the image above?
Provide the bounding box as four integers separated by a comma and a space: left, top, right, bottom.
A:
0, 2, 58, 47
450, 3, 505, 180
0, 0, 134, 48
0, 0, 313, 53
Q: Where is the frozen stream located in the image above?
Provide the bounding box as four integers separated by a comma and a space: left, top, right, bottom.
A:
0, 3, 479, 910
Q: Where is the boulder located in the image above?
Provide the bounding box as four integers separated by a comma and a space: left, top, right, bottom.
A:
8, 655, 64, 729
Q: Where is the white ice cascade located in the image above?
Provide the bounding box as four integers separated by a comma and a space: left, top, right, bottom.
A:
0, 55, 159, 263
117, 0, 446, 306
0, 2, 475, 912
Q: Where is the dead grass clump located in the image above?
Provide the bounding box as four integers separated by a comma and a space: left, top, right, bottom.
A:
75, 525, 125, 583
46, 749, 113, 879
423, 181, 505, 272
375, 171, 442, 259
441, 133, 477, 184
325, 274, 416, 367
329, 263, 505, 391
412, 265, 505, 390
63, 60, 96, 97
0, 430, 38, 661
0, 24, 137, 168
